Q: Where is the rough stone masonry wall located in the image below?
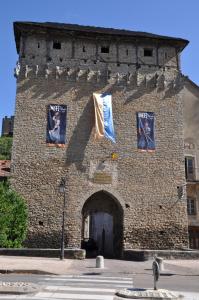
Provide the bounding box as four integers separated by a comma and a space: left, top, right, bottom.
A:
11, 32, 189, 251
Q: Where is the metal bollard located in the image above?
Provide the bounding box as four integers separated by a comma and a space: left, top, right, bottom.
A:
152, 260, 160, 290
156, 257, 164, 271
96, 256, 104, 268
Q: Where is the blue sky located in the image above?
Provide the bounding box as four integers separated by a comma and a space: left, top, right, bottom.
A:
0, 0, 199, 131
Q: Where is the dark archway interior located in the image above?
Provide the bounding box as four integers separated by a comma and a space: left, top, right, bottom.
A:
82, 190, 123, 258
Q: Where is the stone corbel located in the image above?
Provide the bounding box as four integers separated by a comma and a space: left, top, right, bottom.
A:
67, 68, 76, 79
35, 65, 39, 77
116, 73, 121, 84
87, 69, 96, 82
137, 75, 146, 88
65, 67, 70, 79
164, 80, 173, 92
146, 73, 159, 89
56, 66, 64, 79
127, 72, 132, 84
14, 61, 21, 78
96, 70, 101, 83
156, 73, 165, 91
127, 72, 137, 87
117, 73, 127, 84
107, 70, 117, 84
76, 69, 87, 81
25, 65, 32, 78
107, 69, 111, 82
66, 68, 78, 81
45, 64, 52, 79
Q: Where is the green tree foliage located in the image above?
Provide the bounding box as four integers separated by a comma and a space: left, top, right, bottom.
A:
0, 137, 13, 160
0, 182, 28, 248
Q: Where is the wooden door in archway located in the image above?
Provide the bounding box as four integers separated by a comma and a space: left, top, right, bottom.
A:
90, 212, 113, 257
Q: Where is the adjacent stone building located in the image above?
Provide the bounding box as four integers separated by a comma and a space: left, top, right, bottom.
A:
183, 78, 199, 249
1, 116, 14, 137
12, 21, 189, 258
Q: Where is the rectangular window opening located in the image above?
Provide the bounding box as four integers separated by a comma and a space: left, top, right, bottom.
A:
101, 46, 109, 54
185, 156, 195, 181
187, 198, 196, 215
144, 48, 153, 57
53, 41, 61, 50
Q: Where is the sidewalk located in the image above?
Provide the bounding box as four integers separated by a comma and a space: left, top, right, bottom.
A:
0, 256, 199, 275
0, 256, 73, 275
164, 259, 199, 275
0, 256, 155, 276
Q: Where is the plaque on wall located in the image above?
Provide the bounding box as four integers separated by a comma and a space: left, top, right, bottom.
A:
93, 172, 112, 184
89, 160, 117, 186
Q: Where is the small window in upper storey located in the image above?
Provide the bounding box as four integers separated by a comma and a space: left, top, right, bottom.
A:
53, 41, 61, 49
144, 48, 153, 57
101, 46, 109, 53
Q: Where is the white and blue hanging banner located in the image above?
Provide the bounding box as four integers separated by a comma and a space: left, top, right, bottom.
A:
93, 93, 116, 143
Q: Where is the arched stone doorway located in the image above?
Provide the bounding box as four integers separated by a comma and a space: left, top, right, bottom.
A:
81, 190, 123, 258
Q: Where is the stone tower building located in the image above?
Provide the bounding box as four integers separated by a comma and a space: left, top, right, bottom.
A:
12, 21, 189, 258
1, 116, 14, 136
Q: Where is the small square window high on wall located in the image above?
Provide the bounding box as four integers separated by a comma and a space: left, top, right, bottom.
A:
53, 41, 61, 49
101, 46, 109, 53
144, 48, 153, 57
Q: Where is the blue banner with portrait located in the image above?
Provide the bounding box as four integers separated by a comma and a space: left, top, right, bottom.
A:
46, 105, 67, 145
137, 112, 155, 152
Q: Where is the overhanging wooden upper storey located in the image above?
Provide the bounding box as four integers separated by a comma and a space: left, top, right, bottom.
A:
13, 21, 189, 54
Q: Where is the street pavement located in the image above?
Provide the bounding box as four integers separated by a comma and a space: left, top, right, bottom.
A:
34, 274, 133, 300
1, 274, 132, 299
0, 256, 199, 299
0, 274, 198, 300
